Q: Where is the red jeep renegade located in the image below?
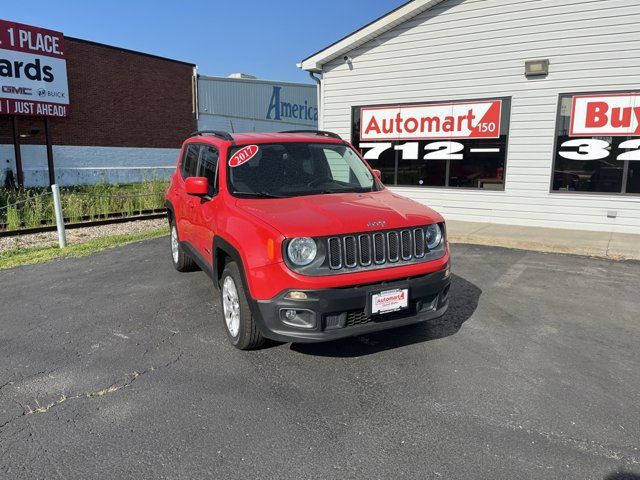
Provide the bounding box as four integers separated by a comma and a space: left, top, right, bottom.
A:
165, 130, 451, 349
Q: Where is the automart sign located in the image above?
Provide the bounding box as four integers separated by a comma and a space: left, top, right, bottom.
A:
352, 97, 511, 189
570, 93, 640, 136
0, 19, 69, 117
360, 100, 502, 141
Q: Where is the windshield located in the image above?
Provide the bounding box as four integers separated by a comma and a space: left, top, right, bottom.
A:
227, 142, 379, 198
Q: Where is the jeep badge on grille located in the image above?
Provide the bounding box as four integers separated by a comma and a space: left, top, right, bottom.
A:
367, 220, 387, 228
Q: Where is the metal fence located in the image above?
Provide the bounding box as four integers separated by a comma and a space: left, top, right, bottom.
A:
0, 182, 167, 246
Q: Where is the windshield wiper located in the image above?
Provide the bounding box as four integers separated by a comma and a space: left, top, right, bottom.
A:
233, 190, 288, 198
321, 187, 372, 194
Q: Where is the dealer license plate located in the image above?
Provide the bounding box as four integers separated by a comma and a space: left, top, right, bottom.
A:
370, 288, 409, 315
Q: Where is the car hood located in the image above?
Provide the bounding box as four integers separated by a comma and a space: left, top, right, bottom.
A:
235, 189, 443, 238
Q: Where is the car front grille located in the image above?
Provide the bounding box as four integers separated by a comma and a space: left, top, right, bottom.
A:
326, 227, 430, 272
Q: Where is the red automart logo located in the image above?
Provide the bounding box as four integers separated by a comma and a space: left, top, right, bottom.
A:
360, 100, 502, 141
375, 291, 406, 306
570, 93, 640, 136
229, 144, 259, 167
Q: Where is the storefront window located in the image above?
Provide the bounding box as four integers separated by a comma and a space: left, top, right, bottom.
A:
352, 97, 510, 190
552, 92, 640, 194
627, 161, 640, 194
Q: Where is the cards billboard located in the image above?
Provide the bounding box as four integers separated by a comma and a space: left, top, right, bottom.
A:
0, 19, 69, 117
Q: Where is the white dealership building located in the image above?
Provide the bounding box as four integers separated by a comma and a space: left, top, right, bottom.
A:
300, 0, 640, 234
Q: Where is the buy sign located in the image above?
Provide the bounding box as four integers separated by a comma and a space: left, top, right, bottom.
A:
570, 93, 640, 136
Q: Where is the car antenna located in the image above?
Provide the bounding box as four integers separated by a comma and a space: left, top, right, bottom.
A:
229, 120, 235, 133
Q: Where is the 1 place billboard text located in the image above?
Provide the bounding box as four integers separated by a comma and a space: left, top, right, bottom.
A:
0, 19, 69, 118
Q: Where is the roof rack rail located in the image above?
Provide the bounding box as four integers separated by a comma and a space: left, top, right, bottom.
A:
280, 129, 342, 139
190, 130, 234, 141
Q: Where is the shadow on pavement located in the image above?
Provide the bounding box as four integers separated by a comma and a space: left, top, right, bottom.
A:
290, 273, 481, 357
605, 472, 640, 480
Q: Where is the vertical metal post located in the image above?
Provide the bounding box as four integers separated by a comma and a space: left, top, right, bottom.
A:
51, 184, 67, 248
44, 117, 56, 186
10, 116, 24, 188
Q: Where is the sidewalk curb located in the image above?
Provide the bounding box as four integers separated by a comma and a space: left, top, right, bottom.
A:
449, 235, 639, 262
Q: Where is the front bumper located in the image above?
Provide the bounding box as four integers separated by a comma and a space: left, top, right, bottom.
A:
252, 265, 451, 343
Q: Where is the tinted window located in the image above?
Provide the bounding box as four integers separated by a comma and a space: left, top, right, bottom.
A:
552, 92, 639, 194
197, 146, 219, 196
181, 144, 200, 178
352, 98, 510, 189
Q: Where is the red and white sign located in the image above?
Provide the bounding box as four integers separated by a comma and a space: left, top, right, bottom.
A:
229, 144, 259, 167
0, 19, 69, 118
371, 288, 409, 315
360, 100, 502, 141
570, 93, 640, 136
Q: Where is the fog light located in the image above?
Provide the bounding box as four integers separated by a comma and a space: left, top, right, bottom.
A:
285, 291, 308, 300
444, 263, 451, 278
279, 308, 316, 329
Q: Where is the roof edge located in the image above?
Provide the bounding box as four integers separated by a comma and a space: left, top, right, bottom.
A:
198, 74, 315, 88
66, 36, 196, 66
299, 0, 445, 72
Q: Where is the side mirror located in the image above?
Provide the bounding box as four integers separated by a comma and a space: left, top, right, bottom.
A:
372, 169, 382, 180
185, 177, 209, 196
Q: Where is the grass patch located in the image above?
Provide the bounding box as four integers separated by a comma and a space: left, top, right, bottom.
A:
0, 226, 169, 270
0, 180, 169, 232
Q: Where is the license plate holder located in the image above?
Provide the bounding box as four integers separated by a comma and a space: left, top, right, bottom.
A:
368, 288, 409, 316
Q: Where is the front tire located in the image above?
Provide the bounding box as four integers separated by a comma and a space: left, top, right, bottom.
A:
220, 261, 264, 350
170, 220, 196, 272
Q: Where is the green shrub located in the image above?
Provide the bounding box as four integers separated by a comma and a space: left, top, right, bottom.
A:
6, 206, 20, 231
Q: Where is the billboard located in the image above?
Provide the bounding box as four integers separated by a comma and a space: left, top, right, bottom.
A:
0, 19, 69, 117
352, 97, 511, 189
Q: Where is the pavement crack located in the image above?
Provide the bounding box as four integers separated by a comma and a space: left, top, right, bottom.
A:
0, 353, 181, 431
23, 371, 141, 417
0, 379, 14, 392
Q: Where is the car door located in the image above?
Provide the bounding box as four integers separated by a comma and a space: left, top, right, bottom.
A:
189, 144, 220, 263
177, 143, 201, 246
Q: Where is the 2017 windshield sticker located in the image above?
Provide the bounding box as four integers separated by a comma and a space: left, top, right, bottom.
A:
229, 145, 259, 167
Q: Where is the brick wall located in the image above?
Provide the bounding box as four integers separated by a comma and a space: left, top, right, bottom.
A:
0, 37, 196, 148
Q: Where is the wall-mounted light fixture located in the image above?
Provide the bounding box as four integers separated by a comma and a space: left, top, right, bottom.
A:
19, 125, 41, 138
525, 59, 549, 77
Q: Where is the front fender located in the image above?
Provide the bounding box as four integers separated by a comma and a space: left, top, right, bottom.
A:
213, 204, 285, 298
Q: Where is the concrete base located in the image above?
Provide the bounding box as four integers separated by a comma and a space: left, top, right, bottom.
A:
447, 220, 640, 261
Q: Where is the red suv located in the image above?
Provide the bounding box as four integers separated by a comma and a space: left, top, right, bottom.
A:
165, 130, 450, 349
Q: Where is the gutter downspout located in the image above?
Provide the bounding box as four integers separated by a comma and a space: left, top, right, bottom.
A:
308, 71, 322, 129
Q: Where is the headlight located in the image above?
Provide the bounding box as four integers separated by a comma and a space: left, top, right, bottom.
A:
287, 237, 317, 266
425, 224, 442, 250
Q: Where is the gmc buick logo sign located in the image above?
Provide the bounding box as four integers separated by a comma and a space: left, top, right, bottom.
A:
367, 220, 387, 228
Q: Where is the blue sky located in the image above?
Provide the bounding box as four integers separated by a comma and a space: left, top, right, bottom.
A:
2, 0, 404, 83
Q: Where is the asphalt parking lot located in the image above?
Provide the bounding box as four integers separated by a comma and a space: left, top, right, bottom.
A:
1, 239, 639, 479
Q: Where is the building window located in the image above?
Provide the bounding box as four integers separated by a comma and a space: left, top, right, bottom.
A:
351, 97, 510, 190
552, 91, 640, 195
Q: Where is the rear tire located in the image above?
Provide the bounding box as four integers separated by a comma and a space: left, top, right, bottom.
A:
170, 220, 196, 272
220, 261, 265, 350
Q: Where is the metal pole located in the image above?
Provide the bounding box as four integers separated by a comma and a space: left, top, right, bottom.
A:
10, 116, 24, 188
44, 117, 56, 186
51, 184, 67, 248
